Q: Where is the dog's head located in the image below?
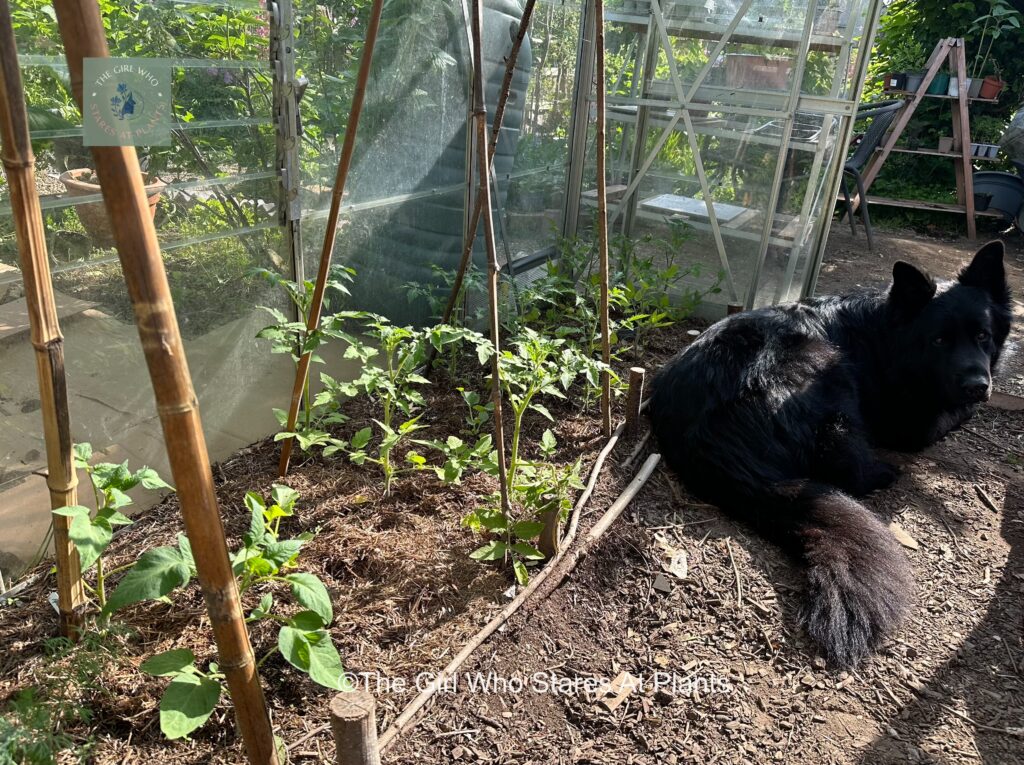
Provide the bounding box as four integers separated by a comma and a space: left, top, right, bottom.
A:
888, 240, 1012, 407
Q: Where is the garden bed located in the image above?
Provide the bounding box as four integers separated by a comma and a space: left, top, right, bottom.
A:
0, 321, 700, 763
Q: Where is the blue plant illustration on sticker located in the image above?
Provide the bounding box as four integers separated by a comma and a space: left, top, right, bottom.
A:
110, 81, 144, 121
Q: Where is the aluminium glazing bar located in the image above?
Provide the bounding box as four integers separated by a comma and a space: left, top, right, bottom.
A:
742, 0, 819, 309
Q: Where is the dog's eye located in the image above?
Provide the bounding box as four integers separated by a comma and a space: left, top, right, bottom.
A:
977, 331, 991, 343
932, 336, 945, 347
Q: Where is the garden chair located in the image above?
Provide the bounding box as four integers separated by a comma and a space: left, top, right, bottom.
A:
839, 99, 904, 251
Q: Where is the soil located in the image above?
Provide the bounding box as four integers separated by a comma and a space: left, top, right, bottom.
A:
2, 226, 1023, 764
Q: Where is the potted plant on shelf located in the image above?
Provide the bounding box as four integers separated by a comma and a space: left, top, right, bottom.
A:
880, 43, 925, 93
969, 0, 1020, 99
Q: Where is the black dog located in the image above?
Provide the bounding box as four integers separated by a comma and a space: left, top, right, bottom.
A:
648, 241, 1012, 667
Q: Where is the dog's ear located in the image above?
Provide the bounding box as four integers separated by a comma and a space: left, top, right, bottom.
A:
890, 261, 936, 314
959, 240, 1010, 306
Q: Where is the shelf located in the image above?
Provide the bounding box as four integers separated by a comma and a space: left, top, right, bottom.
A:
878, 147, 1001, 162
837, 194, 1004, 217
885, 90, 999, 104
582, 191, 804, 247
604, 10, 846, 53
607, 104, 826, 154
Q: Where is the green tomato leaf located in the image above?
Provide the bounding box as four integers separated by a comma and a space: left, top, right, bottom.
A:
284, 572, 333, 625
351, 427, 373, 450
304, 629, 348, 690
270, 484, 299, 513
540, 429, 558, 455
159, 673, 221, 739
511, 542, 545, 560
245, 554, 275, 578
530, 403, 554, 422
511, 521, 545, 540
106, 487, 133, 510
262, 538, 305, 571
244, 494, 267, 545
513, 559, 529, 586
250, 593, 274, 621
96, 506, 133, 527
52, 505, 90, 520
104, 546, 191, 615
470, 540, 507, 561
140, 648, 197, 677
279, 625, 347, 691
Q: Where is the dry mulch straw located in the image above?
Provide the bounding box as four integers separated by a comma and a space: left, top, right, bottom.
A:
0, 322, 696, 763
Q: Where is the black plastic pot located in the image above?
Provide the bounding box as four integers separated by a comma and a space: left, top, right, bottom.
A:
974, 192, 993, 212
972, 171, 1024, 221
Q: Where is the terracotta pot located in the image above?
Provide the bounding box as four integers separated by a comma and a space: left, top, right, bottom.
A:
60, 169, 165, 248
883, 72, 907, 91
978, 75, 1005, 100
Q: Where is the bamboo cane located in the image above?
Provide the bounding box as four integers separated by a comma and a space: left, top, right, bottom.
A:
278, 0, 385, 476
425, 0, 537, 372
51, 2, 277, 761
0, 0, 86, 638
595, 0, 612, 437
471, 0, 512, 520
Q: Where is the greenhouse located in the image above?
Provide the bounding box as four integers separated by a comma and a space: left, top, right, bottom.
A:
0, 0, 1022, 762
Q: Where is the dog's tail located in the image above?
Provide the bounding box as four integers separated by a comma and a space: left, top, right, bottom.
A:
761, 482, 912, 668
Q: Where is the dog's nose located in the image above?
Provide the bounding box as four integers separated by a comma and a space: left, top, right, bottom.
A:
962, 376, 991, 401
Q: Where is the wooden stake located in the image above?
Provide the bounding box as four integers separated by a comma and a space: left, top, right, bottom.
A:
471, 0, 512, 520
595, 0, 612, 438
51, 2, 277, 761
330, 691, 381, 765
532, 453, 661, 602
427, 0, 538, 371
278, 0, 385, 476
623, 367, 645, 439
0, 0, 86, 638
537, 494, 561, 559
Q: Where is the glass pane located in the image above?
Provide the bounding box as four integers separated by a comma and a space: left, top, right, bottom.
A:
0, 0, 287, 575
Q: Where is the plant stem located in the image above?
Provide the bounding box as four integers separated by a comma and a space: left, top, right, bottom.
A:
95, 557, 106, 609
104, 562, 135, 578
256, 646, 278, 669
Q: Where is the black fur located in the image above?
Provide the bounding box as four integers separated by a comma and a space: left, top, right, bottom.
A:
648, 241, 1012, 667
